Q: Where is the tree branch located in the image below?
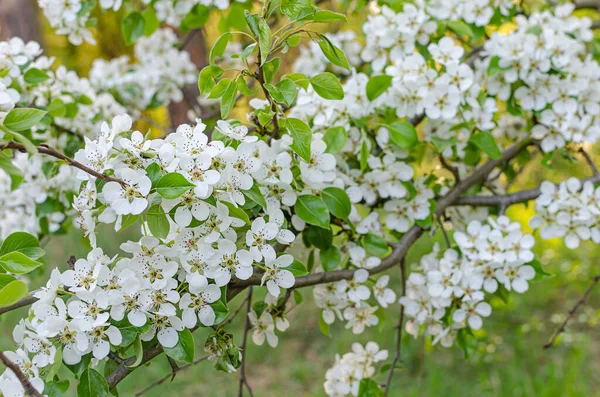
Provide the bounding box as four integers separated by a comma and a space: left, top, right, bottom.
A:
544, 275, 600, 349
134, 355, 209, 396
238, 287, 254, 397
0, 351, 43, 397
0, 141, 124, 185
383, 258, 406, 397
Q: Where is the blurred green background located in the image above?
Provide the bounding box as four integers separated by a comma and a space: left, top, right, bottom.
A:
1, 1, 600, 396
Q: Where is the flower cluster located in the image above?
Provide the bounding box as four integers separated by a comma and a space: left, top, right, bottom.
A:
482, 3, 598, 152
530, 178, 600, 249
89, 29, 197, 109
323, 342, 388, 397
400, 216, 536, 346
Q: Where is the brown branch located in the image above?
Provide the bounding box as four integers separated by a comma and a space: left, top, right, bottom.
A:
238, 287, 254, 397
544, 275, 600, 349
579, 147, 599, 175
438, 155, 461, 183
0, 291, 39, 315
0, 141, 124, 185
219, 293, 251, 326
0, 351, 43, 397
134, 355, 209, 396
383, 258, 406, 397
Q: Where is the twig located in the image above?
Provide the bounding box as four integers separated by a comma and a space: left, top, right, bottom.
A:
544, 275, 600, 349
167, 356, 179, 381
219, 294, 251, 326
0, 141, 124, 185
134, 355, 209, 396
437, 216, 452, 248
0, 351, 43, 397
383, 258, 407, 397
579, 147, 599, 175
238, 287, 254, 397
438, 155, 461, 183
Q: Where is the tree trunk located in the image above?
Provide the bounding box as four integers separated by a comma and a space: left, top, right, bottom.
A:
0, 0, 42, 43
168, 30, 207, 128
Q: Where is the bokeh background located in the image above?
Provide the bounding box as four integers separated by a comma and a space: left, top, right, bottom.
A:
1, 1, 600, 396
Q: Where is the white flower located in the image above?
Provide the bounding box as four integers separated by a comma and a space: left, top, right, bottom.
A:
261, 255, 295, 297
246, 217, 279, 261
180, 284, 221, 328
452, 301, 491, 330
373, 276, 396, 308
207, 239, 254, 286
216, 120, 258, 143
102, 169, 151, 215
248, 310, 278, 347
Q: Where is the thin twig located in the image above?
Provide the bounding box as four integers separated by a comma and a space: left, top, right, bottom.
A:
544, 275, 600, 349
167, 356, 179, 381
438, 155, 461, 183
238, 287, 254, 397
219, 294, 251, 326
383, 258, 407, 397
579, 147, 599, 175
0, 141, 124, 185
437, 216, 452, 248
134, 355, 209, 396
0, 351, 43, 397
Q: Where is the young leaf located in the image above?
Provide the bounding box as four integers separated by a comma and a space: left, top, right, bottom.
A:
164, 329, 195, 363
23, 68, 50, 85
366, 75, 393, 101
77, 369, 109, 397
146, 204, 170, 239
317, 35, 350, 71
262, 57, 281, 84
320, 246, 341, 271
126, 335, 144, 368
198, 65, 224, 97
323, 126, 347, 153
283, 259, 308, 277
468, 132, 502, 159
283, 118, 312, 162
180, 4, 209, 32
284, 73, 309, 90
3, 108, 47, 131
210, 33, 232, 64
321, 187, 351, 219
155, 173, 195, 199
142, 7, 160, 36
447, 20, 474, 37
0, 251, 43, 274
122, 12, 145, 45
388, 121, 418, 149
295, 195, 330, 229
258, 18, 272, 64
0, 275, 28, 307
362, 234, 389, 257
220, 80, 237, 118
242, 184, 267, 210
310, 72, 344, 100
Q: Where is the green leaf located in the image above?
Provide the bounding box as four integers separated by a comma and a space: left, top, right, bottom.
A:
155, 173, 195, 199
320, 246, 340, 271
293, 290, 303, 304
283, 118, 312, 162
220, 80, 237, 119
318, 313, 330, 336
244, 11, 260, 36
323, 126, 347, 153
142, 8, 159, 36
357, 378, 381, 397
43, 380, 70, 397
366, 75, 393, 101
198, 65, 224, 97
126, 335, 144, 368
0, 251, 43, 274
468, 132, 501, 159
275, 78, 297, 106
242, 184, 267, 210
360, 140, 369, 171
44, 346, 63, 381
211, 298, 229, 324
295, 195, 330, 229
262, 57, 280, 84
47, 98, 66, 117
3, 108, 47, 131
146, 204, 170, 240
23, 68, 50, 85
447, 20, 473, 37
112, 318, 149, 347
317, 35, 350, 71
305, 226, 332, 250
283, 258, 308, 277
321, 187, 351, 219
119, 214, 139, 232
388, 121, 418, 149
363, 234, 389, 257
285, 73, 309, 90
208, 78, 230, 99
145, 162, 162, 186
0, 276, 28, 307
258, 18, 272, 64
236, 76, 258, 96
180, 4, 209, 32
11, 130, 38, 155
122, 12, 145, 45
77, 368, 109, 397
65, 353, 91, 376
164, 329, 195, 363
0, 231, 40, 255
310, 72, 344, 100
487, 55, 503, 76
307, 9, 347, 23
528, 259, 554, 281
222, 201, 250, 225
0, 154, 23, 190
431, 136, 458, 153
210, 32, 232, 64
